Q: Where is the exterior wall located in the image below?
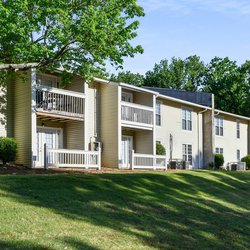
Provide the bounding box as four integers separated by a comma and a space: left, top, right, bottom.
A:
86, 82, 99, 147
65, 121, 84, 150
215, 115, 249, 165
134, 130, 154, 154
122, 129, 153, 154
121, 88, 153, 107
65, 76, 85, 93
156, 98, 204, 169
13, 72, 32, 166
99, 84, 119, 168
203, 110, 214, 168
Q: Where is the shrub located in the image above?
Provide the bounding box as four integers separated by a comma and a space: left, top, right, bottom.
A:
156, 142, 166, 155
0, 137, 17, 164
214, 154, 224, 169
241, 155, 250, 170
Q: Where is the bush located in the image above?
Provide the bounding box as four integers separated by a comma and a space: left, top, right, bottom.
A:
214, 154, 224, 169
0, 137, 17, 164
156, 142, 166, 155
241, 155, 250, 170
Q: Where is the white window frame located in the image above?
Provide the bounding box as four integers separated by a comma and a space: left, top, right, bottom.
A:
36, 73, 60, 88
182, 108, 192, 131
215, 116, 224, 136
182, 144, 193, 165
215, 147, 224, 156
156, 100, 162, 127
121, 92, 133, 103
236, 121, 240, 139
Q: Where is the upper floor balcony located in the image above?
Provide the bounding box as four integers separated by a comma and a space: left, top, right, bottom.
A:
35, 85, 85, 120
120, 89, 154, 130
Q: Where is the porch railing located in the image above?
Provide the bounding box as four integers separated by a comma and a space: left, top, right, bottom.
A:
131, 150, 168, 170
35, 85, 85, 119
44, 147, 101, 169
121, 101, 154, 127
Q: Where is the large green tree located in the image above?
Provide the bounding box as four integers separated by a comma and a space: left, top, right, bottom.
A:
144, 56, 205, 91
202, 57, 248, 116
109, 71, 144, 86
0, 0, 144, 78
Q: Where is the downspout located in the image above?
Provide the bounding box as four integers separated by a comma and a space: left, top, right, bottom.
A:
197, 108, 208, 169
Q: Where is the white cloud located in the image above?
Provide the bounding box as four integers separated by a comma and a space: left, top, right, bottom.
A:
140, 0, 250, 15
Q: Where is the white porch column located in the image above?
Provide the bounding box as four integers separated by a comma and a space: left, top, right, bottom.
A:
31, 68, 37, 168
84, 81, 89, 151
153, 95, 156, 155
118, 86, 122, 168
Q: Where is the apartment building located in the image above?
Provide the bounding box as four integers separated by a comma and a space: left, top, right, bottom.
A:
0, 70, 249, 169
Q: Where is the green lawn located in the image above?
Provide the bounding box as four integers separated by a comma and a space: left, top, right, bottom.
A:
0, 170, 249, 250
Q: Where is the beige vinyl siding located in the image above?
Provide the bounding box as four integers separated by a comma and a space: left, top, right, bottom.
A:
7, 76, 15, 137
65, 76, 84, 93
134, 92, 154, 107
99, 84, 119, 168
65, 121, 84, 150
122, 89, 153, 107
215, 116, 248, 165
14, 72, 32, 167
156, 98, 204, 168
135, 131, 154, 154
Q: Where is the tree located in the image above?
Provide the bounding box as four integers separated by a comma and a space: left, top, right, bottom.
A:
202, 57, 248, 116
109, 71, 144, 86
144, 56, 205, 91
0, 0, 144, 79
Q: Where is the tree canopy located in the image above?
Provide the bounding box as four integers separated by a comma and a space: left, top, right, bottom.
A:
110, 56, 250, 117
110, 71, 144, 86
0, 0, 144, 78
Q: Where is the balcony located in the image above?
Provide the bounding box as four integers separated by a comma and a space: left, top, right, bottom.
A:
35, 85, 85, 120
121, 101, 154, 129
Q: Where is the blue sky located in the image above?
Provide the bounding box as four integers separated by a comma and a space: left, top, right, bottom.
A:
110, 0, 250, 75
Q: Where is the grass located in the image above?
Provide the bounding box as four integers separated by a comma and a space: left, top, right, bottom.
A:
0, 170, 249, 249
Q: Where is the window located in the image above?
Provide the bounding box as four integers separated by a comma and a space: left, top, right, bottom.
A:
237, 150, 240, 162
215, 116, 223, 136
156, 101, 161, 126
182, 144, 192, 165
122, 92, 133, 102
182, 109, 192, 131
236, 121, 240, 139
36, 74, 59, 88
215, 147, 224, 155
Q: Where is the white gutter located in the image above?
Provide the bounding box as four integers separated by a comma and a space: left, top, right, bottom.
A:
214, 109, 250, 121
158, 94, 212, 110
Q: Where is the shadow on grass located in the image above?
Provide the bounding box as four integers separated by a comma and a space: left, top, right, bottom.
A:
0, 171, 250, 249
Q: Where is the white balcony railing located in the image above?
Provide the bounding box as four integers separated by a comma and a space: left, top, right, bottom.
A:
35, 85, 85, 119
131, 150, 168, 170
121, 101, 154, 127
45, 148, 101, 169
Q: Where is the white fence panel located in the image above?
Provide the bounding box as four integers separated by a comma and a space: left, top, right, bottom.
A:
45, 148, 101, 169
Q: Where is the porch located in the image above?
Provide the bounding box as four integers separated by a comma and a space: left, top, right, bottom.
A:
120, 128, 167, 170
120, 88, 154, 130
35, 85, 85, 120
34, 118, 101, 169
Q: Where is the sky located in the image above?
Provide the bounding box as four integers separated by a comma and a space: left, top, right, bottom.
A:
109, 0, 250, 75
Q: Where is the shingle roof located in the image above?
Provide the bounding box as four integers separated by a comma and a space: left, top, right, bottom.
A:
144, 87, 213, 107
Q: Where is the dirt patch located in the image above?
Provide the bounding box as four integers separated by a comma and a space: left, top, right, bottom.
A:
0, 165, 172, 175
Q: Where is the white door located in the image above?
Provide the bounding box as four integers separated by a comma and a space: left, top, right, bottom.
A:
36, 127, 61, 167
121, 136, 133, 169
